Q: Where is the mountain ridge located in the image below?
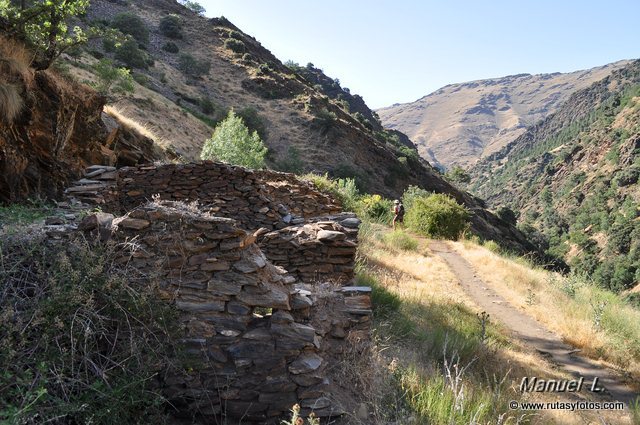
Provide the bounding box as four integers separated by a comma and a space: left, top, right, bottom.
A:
377, 61, 631, 169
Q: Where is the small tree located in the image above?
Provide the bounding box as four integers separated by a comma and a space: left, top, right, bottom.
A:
159, 14, 182, 39
111, 12, 149, 44
179, 0, 206, 15
200, 110, 268, 169
445, 165, 471, 184
406, 193, 470, 239
0, 0, 94, 70
115, 39, 148, 69
89, 59, 134, 99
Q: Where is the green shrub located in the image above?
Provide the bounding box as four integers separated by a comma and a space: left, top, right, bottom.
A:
236, 106, 267, 139
445, 165, 471, 184
200, 97, 215, 115
314, 108, 337, 134
359, 194, 393, 224
614, 167, 640, 187
181, 0, 206, 15
382, 230, 419, 251
302, 174, 360, 212
102, 38, 116, 52
178, 53, 210, 78
0, 235, 179, 424
89, 59, 134, 97
159, 14, 182, 39
257, 62, 272, 75
406, 193, 470, 239
402, 185, 431, 211
228, 30, 242, 40
277, 146, 305, 174
111, 12, 149, 44
200, 109, 267, 169
496, 206, 518, 225
162, 41, 179, 53
114, 39, 148, 69
483, 240, 501, 253
132, 72, 149, 86
241, 52, 255, 63
224, 38, 245, 54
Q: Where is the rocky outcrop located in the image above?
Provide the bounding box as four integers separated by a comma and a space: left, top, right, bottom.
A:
0, 60, 166, 203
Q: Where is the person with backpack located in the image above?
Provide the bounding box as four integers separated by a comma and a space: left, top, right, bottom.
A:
393, 199, 405, 230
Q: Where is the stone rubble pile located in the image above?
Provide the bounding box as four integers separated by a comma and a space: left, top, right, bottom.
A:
259, 214, 361, 284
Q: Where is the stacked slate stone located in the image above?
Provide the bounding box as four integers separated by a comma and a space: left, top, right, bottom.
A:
100, 201, 371, 423
258, 214, 361, 284
96, 161, 342, 231
63, 165, 117, 204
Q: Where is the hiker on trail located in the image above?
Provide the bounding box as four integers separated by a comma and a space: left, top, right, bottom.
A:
393, 199, 404, 230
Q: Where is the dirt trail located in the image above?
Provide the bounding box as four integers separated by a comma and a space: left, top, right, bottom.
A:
429, 240, 639, 406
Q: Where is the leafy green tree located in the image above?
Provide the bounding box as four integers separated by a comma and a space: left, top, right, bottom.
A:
496, 206, 518, 225
0, 0, 92, 70
114, 39, 148, 69
200, 110, 268, 169
401, 185, 430, 211
88, 58, 134, 99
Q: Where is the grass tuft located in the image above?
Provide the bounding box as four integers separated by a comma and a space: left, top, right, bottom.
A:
381, 229, 419, 251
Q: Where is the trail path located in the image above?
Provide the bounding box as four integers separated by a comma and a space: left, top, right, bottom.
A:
429, 240, 638, 406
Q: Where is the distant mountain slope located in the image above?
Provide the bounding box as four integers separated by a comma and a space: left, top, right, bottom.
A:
377, 62, 629, 169
468, 60, 640, 291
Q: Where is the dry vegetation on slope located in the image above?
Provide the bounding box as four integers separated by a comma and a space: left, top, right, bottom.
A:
354, 224, 638, 424
377, 62, 628, 169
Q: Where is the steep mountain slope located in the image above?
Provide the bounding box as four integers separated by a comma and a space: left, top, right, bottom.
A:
39, 0, 539, 255
377, 62, 629, 169
468, 60, 640, 291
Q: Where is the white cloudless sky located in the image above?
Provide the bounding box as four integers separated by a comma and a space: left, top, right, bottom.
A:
199, 0, 640, 109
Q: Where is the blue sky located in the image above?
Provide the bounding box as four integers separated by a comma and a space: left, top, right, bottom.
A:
199, 1, 639, 109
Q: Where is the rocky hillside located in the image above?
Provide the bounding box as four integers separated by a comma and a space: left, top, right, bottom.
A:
468, 60, 640, 291
70, 0, 427, 198
0, 0, 534, 255
0, 36, 167, 203
377, 62, 629, 169
0, 0, 550, 257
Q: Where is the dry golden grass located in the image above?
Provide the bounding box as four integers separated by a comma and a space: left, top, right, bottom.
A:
0, 36, 32, 76
361, 227, 638, 423
451, 240, 640, 384
0, 84, 23, 124
0, 37, 31, 123
104, 105, 168, 148
356, 224, 633, 424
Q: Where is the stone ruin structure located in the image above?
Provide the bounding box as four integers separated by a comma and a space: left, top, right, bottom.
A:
61, 161, 372, 423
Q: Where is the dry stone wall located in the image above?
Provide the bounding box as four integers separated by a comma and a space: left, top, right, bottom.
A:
100, 201, 370, 423
84, 161, 342, 231
63, 162, 372, 423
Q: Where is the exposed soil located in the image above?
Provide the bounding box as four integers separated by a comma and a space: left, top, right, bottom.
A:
429, 240, 639, 407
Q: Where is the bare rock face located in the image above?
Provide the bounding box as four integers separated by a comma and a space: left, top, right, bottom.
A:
0, 64, 165, 203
